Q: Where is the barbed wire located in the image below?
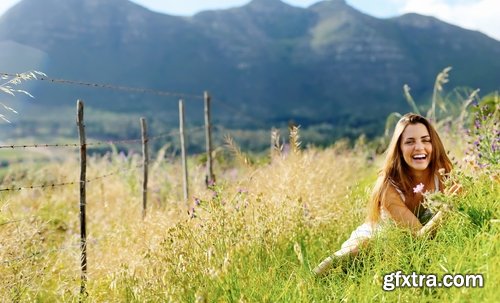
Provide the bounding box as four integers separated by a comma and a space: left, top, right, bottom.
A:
2, 250, 45, 265
0, 126, 208, 192
0, 143, 80, 149
0, 216, 34, 227
0, 72, 204, 100
1, 242, 83, 265
0, 181, 79, 192
0, 126, 205, 150
1, 72, 278, 128
0, 163, 143, 193
85, 163, 143, 182
0, 138, 145, 149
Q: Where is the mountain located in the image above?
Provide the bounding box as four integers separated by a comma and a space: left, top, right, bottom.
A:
0, 0, 499, 141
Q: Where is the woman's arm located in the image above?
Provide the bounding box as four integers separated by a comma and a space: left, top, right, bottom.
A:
384, 184, 456, 236
382, 185, 423, 233
417, 210, 445, 237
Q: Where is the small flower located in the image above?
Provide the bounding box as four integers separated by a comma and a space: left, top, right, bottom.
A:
194, 197, 201, 206
188, 207, 196, 219
303, 203, 310, 218
413, 183, 425, 194
206, 178, 216, 187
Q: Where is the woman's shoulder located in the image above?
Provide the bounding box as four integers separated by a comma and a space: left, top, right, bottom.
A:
387, 178, 404, 195
381, 179, 405, 207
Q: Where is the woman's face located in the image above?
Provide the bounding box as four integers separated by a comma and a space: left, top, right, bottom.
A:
400, 123, 432, 173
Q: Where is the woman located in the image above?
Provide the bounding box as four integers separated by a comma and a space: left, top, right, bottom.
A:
313, 113, 456, 276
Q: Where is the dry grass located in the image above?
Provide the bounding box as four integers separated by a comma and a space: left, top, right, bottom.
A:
0, 138, 370, 301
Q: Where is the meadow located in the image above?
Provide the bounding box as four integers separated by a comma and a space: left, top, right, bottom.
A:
0, 103, 498, 303
0, 70, 499, 302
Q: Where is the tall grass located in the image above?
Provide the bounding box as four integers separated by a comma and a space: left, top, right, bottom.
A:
0, 84, 498, 301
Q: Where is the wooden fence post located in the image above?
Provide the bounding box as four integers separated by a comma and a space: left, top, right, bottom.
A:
204, 91, 215, 186
179, 99, 189, 203
141, 117, 148, 219
76, 100, 87, 296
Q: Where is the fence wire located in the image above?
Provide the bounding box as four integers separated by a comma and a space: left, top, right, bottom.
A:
0, 72, 203, 100
0, 126, 204, 150
0, 163, 143, 193
1, 242, 82, 265
0, 216, 34, 227
0, 126, 206, 192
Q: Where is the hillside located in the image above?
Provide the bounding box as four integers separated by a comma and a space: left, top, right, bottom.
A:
0, 0, 499, 140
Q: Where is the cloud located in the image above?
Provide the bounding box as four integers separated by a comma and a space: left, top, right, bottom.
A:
398, 0, 500, 40
0, 0, 21, 16
130, 0, 249, 16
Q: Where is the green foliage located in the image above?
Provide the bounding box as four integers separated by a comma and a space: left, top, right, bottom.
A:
465, 92, 500, 168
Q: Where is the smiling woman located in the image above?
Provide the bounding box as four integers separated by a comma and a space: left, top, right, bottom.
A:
313, 113, 455, 277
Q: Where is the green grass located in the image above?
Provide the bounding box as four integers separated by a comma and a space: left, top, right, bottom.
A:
120, 171, 498, 302
0, 122, 498, 302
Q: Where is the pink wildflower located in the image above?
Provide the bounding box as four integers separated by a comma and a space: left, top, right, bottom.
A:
413, 183, 425, 194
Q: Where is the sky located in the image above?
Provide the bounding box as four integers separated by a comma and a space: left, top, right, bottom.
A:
0, 0, 499, 40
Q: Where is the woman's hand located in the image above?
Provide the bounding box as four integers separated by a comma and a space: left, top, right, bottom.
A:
417, 209, 447, 238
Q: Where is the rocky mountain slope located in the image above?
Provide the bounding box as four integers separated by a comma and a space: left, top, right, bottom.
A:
0, 0, 498, 138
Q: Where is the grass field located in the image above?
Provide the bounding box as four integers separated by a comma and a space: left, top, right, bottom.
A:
0, 83, 498, 302
0, 109, 498, 302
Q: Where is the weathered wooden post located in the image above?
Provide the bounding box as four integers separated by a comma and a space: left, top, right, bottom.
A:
204, 91, 215, 186
179, 99, 189, 203
76, 100, 87, 296
141, 117, 149, 219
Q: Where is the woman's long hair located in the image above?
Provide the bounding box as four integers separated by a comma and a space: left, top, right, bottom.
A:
366, 113, 453, 223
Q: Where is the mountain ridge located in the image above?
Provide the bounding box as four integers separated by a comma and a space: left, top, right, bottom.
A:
0, 0, 499, 140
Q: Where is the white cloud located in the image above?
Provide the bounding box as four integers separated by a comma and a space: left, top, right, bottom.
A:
129, 0, 249, 16
0, 0, 21, 16
398, 0, 500, 40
